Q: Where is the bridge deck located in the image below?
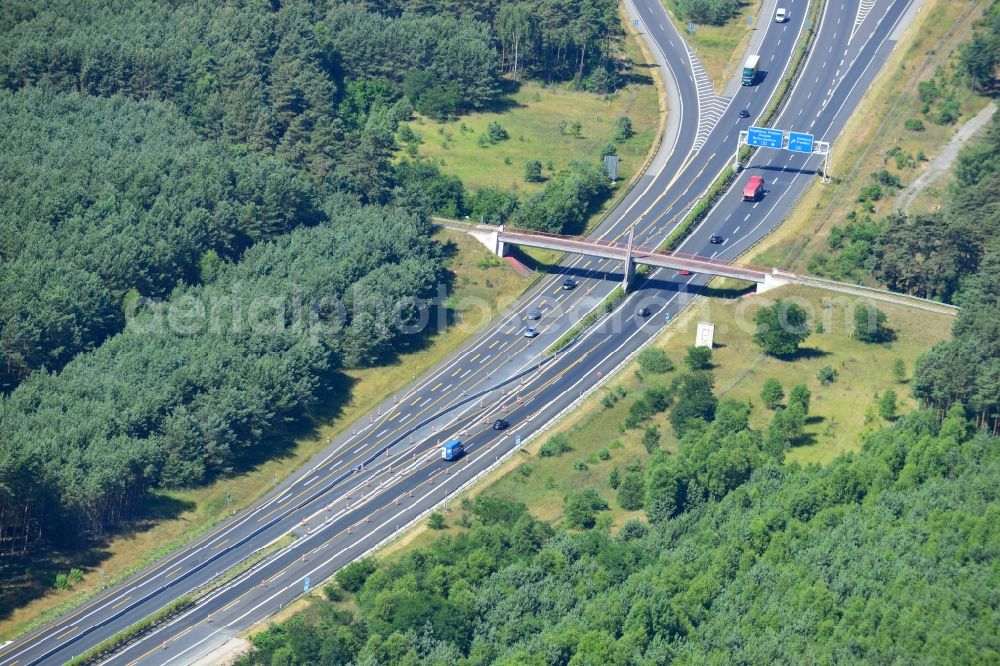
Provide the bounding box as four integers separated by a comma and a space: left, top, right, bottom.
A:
498, 230, 768, 283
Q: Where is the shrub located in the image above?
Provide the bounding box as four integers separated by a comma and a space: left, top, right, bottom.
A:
614, 116, 634, 141
323, 584, 342, 602
754, 300, 812, 357
598, 448, 611, 461
600, 142, 618, 158
669, 372, 717, 437
854, 303, 893, 342
539, 433, 572, 457
761, 378, 785, 410
609, 466, 621, 489
524, 160, 544, 183
817, 365, 838, 385
685, 346, 713, 370
564, 488, 608, 529
486, 121, 509, 143
879, 389, 898, 420
468, 187, 519, 224
573, 460, 589, 471
892, 358, 906, 383
642, 426, 661, 453
935, 95, 960, 124
857, 183, 882, 202
398, 123, 417, 142
904, 118, 925, 131
617, 473, 645, 510
788, 384, 811, 413
873, 169, 903, 189
428, 512, 446, 529
471, 496, 528, 525
617, 518, 649, 541
335, 558, 377, 593
638, 348, 674, 374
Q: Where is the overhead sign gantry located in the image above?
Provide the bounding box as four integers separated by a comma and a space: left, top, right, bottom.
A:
737, 126, 831, 183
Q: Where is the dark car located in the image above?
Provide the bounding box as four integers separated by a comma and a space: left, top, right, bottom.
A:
526, 307, 542, 320
738, 108, 750, 118
636, 307, 651, 317
709, 234, 724, 244
492, 419, 509, 430
562, 278, 577, 290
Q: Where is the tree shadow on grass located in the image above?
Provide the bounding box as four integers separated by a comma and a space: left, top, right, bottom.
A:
621, 62, 656, 87
791, 430, 819, 448
0, 493, 195, 624
772, 347, 830, 361
0, 546, 110, 623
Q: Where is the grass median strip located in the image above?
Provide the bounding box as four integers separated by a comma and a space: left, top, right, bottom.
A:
63, 595, 194, 666
548, 287, 627, 355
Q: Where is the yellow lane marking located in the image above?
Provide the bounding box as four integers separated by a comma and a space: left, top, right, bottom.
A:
432, 382, 443, 391
489, 339, 499, 349
111, 595, 133, 610
55, 627, 78, 640
469, 353, 480, 363
141, 336, 610, 664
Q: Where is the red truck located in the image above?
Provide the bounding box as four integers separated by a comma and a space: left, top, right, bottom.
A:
742, 175, 764, 201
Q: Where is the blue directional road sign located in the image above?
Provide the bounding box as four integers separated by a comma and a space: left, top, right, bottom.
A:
788, 131, 815, 153
304, 576, 311, 592
747, 126, 784, 149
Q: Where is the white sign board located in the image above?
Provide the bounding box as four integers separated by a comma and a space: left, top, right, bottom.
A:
695, 322, 715, 349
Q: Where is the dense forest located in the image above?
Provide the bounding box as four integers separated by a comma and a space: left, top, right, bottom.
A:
0, 0, 631, 555
238, 406, 998, 665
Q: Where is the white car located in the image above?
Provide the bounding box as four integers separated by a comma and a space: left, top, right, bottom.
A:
524, 327, 539, 338
775, 8, 788, 22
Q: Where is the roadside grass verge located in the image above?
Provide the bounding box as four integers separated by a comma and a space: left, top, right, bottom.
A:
747, 0, 992, 273
0, 229, 531, 642
380, 284, 952, 551
403, 27, 660, 197
663, 0, 762, 90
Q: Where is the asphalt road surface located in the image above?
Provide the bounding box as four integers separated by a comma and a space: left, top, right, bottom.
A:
0, 0, 917, 663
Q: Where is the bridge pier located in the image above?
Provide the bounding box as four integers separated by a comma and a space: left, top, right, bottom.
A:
622, 258, 636, 293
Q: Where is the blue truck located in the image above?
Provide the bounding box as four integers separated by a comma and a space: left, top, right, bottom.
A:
441, 439, 464, 461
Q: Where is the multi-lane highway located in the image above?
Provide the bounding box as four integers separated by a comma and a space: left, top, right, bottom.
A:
0, 0, 920, 663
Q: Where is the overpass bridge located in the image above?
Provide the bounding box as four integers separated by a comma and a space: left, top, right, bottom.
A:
456, 223, 789, 292
442, 221, 960, 317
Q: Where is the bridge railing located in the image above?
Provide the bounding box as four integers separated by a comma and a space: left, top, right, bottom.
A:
502, 228, 772, 275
